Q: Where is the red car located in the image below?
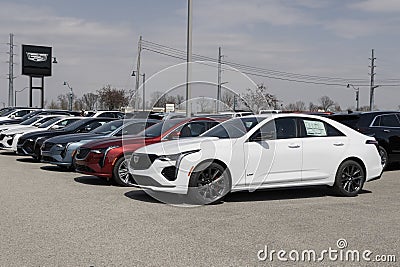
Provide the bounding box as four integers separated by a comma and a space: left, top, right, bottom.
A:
74, 117, 224, 186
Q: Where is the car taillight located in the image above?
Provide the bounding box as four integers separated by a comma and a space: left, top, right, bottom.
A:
366, 140, 379, 151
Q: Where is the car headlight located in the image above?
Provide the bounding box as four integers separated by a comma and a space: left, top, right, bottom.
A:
158, 149, 200, 164
90, 148, 107, 154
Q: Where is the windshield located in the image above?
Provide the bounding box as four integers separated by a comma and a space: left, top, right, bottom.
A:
91, 120, 123, 134
20, 116, 42, 125
202, 117, 264, 138
329, 115, 360, 129
140, 119, 186, 137
20, 110, 40, 121
1, 109, 15, 117
38, 117, 61, 128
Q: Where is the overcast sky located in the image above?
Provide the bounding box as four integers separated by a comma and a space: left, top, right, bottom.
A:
1, 0, 400, 110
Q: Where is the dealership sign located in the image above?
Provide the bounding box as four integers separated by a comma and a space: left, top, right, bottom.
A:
22, 45, 52, 76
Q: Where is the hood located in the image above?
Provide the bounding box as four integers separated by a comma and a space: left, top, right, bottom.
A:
0, 119, 21, 125
2, 126, 36, 135
0, 124, 27, 132
81, 135, 152, 149
44, 133, 102, 145
81, 136, 123, 149
135, 137, 219, 155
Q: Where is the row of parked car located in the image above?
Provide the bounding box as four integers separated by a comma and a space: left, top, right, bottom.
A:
0, 107, 397, 204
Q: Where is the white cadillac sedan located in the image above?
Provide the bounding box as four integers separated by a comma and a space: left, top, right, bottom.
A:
129, 114, 383, 204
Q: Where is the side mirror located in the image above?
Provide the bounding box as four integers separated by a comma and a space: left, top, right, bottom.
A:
249, 132, 275, 142
167, 131, 180, 140
81, 126, 92, 133
249, 133, 263, 142
51, 125, 63, 130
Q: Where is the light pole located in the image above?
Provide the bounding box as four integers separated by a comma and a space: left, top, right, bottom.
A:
347, 84, 360, 111
15, 87, 29, 106
63, 81, 73, 111
132, 71, 146, 111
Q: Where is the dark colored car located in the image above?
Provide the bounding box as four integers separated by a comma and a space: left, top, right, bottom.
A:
0, 109, 80, 126
40, 119, 159, 169
17, 117, 116, 160
75, 117, 224, 186
329, 111, 400, 169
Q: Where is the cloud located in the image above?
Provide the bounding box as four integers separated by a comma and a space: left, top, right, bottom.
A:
0, 2, 137, 104
350, 0, 400, 13
192, 0, 315, 30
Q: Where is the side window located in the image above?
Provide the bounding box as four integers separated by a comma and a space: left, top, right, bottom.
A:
123, 123, 146, 136
249, 120, 276, 141
301, 119, 345, 137
325, 123, 345, 137
64, 119, 80, 126
164, 125, 184, 140
302, 119, 327, 137
380, 115, 400, 127
372, 116, 381, 126
187, 122, 207, 137
206, 121, 219, 131
275, 118, 297, 139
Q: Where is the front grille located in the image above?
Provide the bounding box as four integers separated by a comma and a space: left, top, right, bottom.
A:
42, 156, 55, 163
133, 175, 164, 187
161, 166, 177, 181
22, 140, 35, 154
0, 134, 5, 140
75, 164, 95, 173
42, 142, 54, 152
76, 148, 90, 160
130, 154, 158, 170
61, 147, 67, 158
6, 136, 14, 146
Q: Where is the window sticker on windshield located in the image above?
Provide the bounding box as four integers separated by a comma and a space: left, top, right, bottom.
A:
304, 120, 326, 136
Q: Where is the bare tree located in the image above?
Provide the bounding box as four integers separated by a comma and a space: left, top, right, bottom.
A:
220, 91, 234, 109
241, 84, 277, 113
74, 98, 85, 111
57, 94, 70, 110
47, 100, 60, 109
333, 102, 342, 112
309, 102, 319, 112
319, 96, 335, 111
197, 97, 212, 113
151, 91, 168, 108
82, 93, 98, 110
285, 101, 306, 112
97, 85, 129, 110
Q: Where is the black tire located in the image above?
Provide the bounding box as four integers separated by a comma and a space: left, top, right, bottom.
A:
379, 146, 389, 170
333, 160, 365, 197
187, 162, 231, 205
112, 157, 136, 187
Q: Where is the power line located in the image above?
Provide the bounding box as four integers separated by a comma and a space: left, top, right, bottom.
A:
140, 38, 400, 87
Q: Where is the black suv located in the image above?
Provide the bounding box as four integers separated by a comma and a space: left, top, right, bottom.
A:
329, 111, 400, 169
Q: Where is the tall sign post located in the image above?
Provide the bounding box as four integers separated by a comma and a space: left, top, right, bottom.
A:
21, 45, 53, 108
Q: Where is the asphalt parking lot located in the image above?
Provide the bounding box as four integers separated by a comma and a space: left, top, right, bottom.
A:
0, 152, 398, 266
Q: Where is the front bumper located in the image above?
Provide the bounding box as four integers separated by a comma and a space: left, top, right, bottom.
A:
74, 152, 113, 178
130, 157, 193, 195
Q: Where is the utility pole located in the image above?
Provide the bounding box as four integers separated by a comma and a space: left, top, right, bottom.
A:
369, 49, 377, 111
216, 47, 222, 113
135, 36, 142, 111
7, 33, 15, 107
186, 0, 193, 117
142, 73, 146, 111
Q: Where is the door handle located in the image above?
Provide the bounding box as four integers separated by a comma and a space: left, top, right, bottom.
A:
383, 129, 391, 133
288, 144, 300, 148
333, 143, 344, 146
